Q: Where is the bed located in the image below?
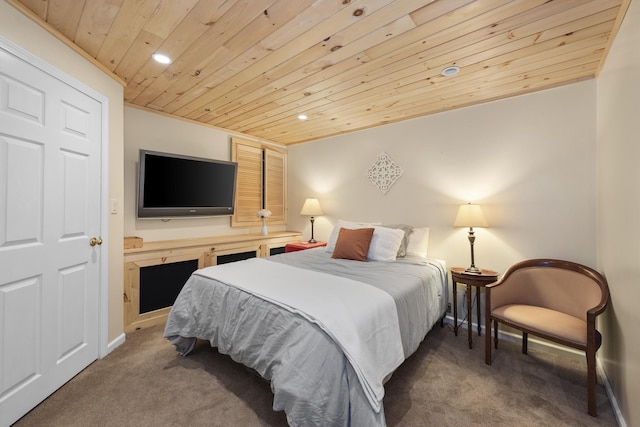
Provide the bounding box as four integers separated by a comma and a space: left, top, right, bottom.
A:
164, 223, 448, 426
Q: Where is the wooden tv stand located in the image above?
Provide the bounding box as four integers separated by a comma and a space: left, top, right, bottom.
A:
123, 231, 302, 332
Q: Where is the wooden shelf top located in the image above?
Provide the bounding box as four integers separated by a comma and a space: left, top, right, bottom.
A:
124, 230, 302, 255
450, 266, 499, 278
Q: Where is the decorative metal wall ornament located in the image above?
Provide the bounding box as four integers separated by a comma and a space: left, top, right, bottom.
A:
367, 152, 404, 194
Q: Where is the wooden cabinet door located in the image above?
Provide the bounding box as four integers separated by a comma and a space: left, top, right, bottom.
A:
232, 139, 262, 226
265, 149, 286, 223
231, 138, 287, 227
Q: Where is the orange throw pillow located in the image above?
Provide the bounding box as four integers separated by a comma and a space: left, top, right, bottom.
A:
331, 227, 374, 261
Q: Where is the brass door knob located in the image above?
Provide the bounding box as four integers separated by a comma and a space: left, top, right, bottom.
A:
90, 237, 103, 247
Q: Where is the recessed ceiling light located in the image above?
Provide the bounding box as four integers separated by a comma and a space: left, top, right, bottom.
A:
298, 114, 308, 120
441, 65, 460, 77
152, 53, 172, 64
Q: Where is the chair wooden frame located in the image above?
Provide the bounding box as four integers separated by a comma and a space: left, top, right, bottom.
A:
484, 259, 609, 417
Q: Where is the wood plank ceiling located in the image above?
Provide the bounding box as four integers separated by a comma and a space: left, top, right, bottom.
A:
11, 0, 629, 145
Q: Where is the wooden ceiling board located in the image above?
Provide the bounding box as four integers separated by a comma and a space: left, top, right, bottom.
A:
211, 1, 558, 131
137, 0, 313, 111
188, 0, 505, 127
74, 0, 124, 58
260, 33, 610, 143
131, 0, 282, 105
192, 12, 419, 125
95, 0, 163, 72
46, 0, 86, 41
10, 0, 630, 145
168, 0, 398, 119
227, 7, 616, 140
18, 0, 47, 19
192, 0, 603, 131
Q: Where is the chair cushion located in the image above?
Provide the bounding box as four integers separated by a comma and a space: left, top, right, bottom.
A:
492, 304, 588, 348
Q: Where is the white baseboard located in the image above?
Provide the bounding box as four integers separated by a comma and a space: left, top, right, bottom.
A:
104, 332, 126, 358
598, 360, 627, 427
443, 314, 626, 426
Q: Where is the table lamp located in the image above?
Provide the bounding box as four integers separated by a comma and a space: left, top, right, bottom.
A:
453, 203, 488, 274
300, 198, 323, 243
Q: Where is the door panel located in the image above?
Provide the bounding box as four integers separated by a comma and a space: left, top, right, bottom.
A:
0, 41, 102, 426
0, 276, 40, 395
1, 137, 43, 245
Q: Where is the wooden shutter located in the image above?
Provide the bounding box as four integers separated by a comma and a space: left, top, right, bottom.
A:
265, 149, 286, 224
232, 139, 262, 226
231, 138, 287, 227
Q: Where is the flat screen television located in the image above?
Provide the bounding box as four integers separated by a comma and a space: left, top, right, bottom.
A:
137, 149, 238, 218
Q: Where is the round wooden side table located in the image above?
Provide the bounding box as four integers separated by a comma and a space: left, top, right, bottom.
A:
450, 267, 499, 349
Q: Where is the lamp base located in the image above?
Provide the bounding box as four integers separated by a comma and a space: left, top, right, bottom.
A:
465, 265, 482, 274
464, 228, 481, 274
307, 216, 317, 244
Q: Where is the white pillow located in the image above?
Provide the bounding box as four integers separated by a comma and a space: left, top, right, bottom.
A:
405, 227, 430, 258
368, 226, 405, 261
325, 220, 380, 253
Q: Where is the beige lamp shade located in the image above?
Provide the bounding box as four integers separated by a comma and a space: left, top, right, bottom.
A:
300, 198, 323, 216
453, 203, 488, 228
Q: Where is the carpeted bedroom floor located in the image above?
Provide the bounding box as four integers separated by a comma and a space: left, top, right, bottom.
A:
14, 322, 617, 427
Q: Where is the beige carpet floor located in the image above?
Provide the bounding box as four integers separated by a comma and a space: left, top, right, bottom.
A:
14, 323, 617, 426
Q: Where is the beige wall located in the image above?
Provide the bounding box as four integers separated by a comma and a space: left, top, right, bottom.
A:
288, 80, 598, 276
597, 0, 640, 425
123, 106, 286, 241
0, 1, 125, 344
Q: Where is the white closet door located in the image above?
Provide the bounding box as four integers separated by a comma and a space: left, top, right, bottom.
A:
0, 40, 103, 426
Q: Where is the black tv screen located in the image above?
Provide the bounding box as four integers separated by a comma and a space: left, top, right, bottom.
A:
137, 149, 237, 218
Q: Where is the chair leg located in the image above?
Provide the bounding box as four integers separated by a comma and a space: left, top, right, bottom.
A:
522, 332, 528, 354
587, 348, 597, 416
485, 319, 492, 365
493, 320, 499, 349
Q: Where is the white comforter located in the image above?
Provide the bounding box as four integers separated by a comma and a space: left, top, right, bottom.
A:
165, 249, 447, 426
195, 257, 405, 412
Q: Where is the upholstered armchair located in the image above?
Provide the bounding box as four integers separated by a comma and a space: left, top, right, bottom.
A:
484, 259, 609, 417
